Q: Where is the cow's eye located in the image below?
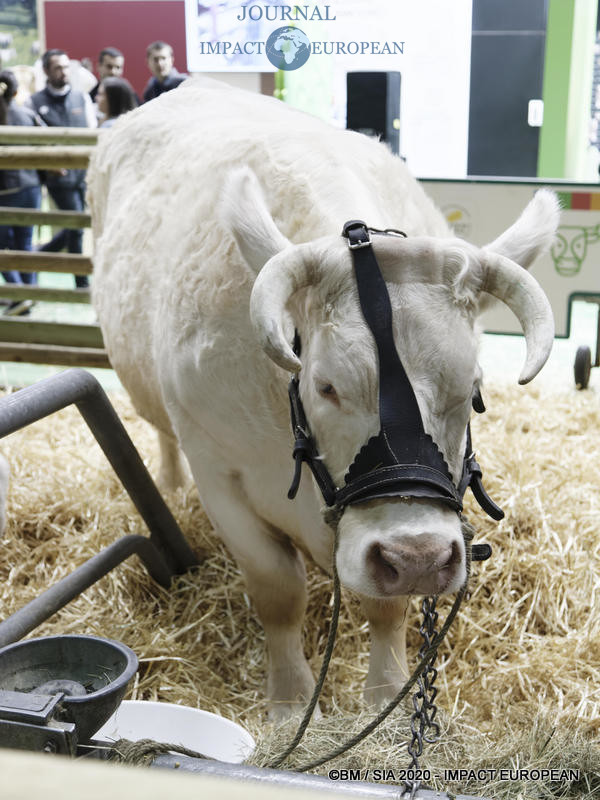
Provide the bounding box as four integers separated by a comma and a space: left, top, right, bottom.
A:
472, 385, 485, 413
318, 383, 338, 402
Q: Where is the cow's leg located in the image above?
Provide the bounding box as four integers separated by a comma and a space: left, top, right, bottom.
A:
245, 548, 316, 722
187, 465, 315, 720
360, 595, 410, 706
156, 430, 189, 491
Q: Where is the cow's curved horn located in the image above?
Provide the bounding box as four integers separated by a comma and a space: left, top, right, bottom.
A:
482, 251, 554, 384
249, 243, 316, 372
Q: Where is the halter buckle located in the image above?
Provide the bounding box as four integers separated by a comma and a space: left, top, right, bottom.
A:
342, 219, 371, 249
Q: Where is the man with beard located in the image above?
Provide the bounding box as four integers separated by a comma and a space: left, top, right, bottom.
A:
28, 49, 96, 288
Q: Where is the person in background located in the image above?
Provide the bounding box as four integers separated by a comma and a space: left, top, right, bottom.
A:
28, 49, 96, 289
0, 69, 43, 316
143, 41, 186, 103
97, 77, 138, 128
90, 47, 124, 103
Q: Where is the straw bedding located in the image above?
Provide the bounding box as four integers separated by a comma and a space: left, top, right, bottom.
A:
0, 380, 598, 798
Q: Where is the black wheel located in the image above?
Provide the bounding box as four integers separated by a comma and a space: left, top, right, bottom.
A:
574, 346, 592, 390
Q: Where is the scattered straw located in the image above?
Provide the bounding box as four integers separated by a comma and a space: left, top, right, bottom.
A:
0, 381, 598, 798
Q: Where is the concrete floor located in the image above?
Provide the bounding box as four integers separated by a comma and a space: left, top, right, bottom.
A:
479, 298, 599, 394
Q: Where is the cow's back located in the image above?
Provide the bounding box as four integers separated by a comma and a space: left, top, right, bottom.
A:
88, 78, 449, 432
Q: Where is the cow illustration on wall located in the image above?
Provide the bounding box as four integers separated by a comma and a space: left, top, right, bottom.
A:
551, 223, 600, 276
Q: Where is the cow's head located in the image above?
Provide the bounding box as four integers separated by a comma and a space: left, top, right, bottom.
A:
222, 169, 558, 599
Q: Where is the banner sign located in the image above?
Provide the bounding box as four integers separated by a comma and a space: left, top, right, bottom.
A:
184, 1, 404, 73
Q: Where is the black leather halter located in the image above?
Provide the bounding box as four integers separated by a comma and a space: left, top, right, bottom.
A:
286, 220, 502, 561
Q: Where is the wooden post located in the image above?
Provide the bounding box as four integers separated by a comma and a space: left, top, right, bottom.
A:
0, 126, 99, 145
0, 343, 110, 368
0, 319, 104, 349
0, 208, 91, 228
36, 0, 46, 53
0, 146, 93, 169
0, 286, 91, 304
0, 251, 93, 274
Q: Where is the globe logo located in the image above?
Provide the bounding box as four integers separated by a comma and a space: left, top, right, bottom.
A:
266, 26, 311, 71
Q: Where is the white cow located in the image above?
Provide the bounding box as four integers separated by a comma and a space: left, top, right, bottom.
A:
88, 78, 558, 718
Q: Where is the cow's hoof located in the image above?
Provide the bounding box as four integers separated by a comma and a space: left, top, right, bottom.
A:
267, 699, 322, 723
155, 469, 189, 493
363, 680, 406, 708
267, 660, 320, 722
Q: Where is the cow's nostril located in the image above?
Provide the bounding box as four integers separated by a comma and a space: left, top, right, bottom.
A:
436, 539, 461, 592
442, 539, 461, 570
369, 543, 399, 582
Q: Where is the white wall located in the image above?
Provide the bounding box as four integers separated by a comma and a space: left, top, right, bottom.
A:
284, 0, 473, 178
395, 0, 472, 178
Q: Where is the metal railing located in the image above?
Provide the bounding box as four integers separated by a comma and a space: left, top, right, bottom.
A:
0, 368, 200, 647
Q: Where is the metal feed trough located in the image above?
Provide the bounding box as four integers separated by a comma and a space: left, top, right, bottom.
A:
0, 368, 489, 800
0, 635, 137, 754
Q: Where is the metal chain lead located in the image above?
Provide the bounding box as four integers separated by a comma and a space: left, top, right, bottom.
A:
419, 595, 441, 744
404, 596, 441, 799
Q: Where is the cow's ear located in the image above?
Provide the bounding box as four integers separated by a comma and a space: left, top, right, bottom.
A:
220, 167, 291, 274
484, 188, 560, 267
477, 189, 560, 314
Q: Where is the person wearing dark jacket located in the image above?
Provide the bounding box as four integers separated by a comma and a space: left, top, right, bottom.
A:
142, 41, 186, 103
0, 69, 43, 316
28, 49, 96, 288
90, 46, 124, 103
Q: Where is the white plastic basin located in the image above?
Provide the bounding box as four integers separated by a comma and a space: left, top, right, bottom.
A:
93, 700, 255, 763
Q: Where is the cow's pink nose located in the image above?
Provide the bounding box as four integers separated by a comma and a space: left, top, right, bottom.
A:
367, 534, 462, 595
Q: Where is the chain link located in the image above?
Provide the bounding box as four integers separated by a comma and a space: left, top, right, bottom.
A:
404, 596, 440, 799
